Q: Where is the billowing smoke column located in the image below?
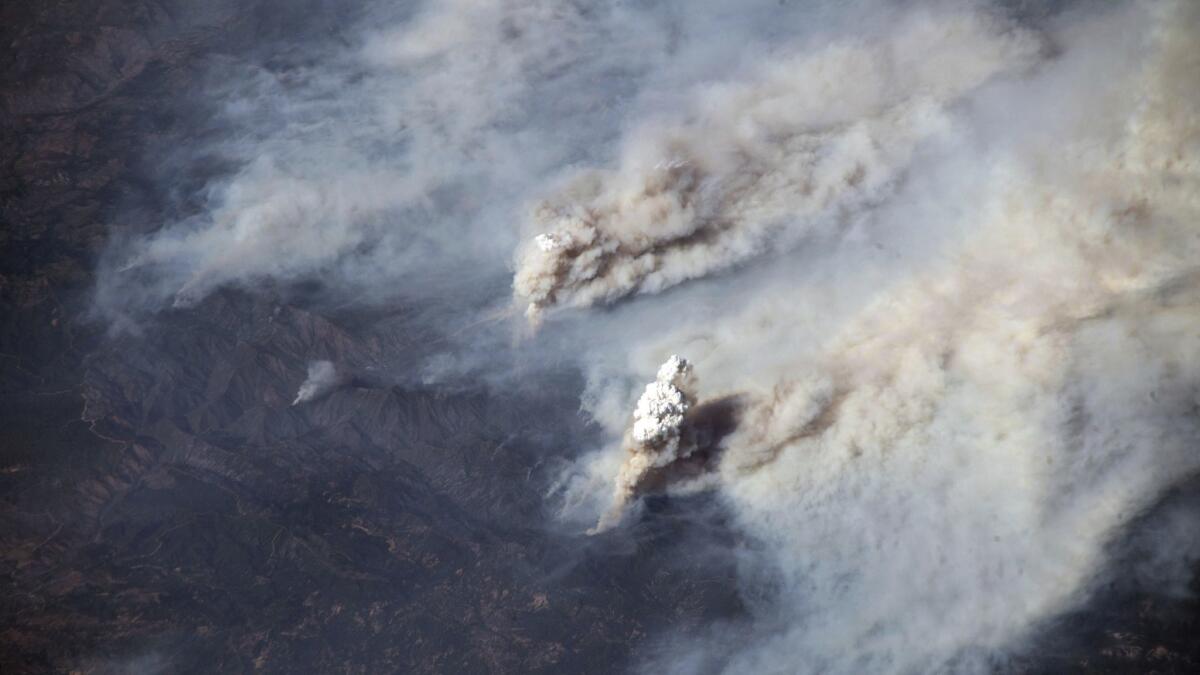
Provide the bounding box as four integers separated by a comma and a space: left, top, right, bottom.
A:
591, 355, 697, 533
513, 11, 1039, 323
292, 360, 340, 406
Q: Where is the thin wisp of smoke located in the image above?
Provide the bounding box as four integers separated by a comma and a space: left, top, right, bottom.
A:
292, 360, 340, 406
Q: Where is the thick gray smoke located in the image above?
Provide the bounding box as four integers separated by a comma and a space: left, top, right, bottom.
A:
96, 0, 1200, 673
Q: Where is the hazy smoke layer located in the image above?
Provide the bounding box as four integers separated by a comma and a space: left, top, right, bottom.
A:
94, 0, 1200, 673
514, 11, 1039, 323
93, 0, 682, 322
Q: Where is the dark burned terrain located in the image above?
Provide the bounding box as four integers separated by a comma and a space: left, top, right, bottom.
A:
1, 1, 1198, 673
0, 2, 741, 671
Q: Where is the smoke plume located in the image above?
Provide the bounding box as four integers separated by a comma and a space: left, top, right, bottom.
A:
566, 1, 1200, 672
92, 0, 1200, 673
592, 355, 697, 533
292, 360, 340, 406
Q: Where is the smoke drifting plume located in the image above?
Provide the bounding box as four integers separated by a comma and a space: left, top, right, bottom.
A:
513, 11, 1039, 323
292, 360, 340, 406
568, 1, 1200, 672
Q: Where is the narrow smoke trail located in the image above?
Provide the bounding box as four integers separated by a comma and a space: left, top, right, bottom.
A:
292, 360, 340, 405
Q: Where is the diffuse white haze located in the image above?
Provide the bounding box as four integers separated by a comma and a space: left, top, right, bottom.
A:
572, 2, 1200, 672
97, 0, 1200, 673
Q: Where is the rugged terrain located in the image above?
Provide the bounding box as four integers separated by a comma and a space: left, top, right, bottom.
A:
0, 3, 743, 671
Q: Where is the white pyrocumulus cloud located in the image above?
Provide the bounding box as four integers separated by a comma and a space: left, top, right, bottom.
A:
592, 354, 697, 533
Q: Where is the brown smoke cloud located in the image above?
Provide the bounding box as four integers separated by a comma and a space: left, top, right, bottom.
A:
513, 10, 1040, 324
